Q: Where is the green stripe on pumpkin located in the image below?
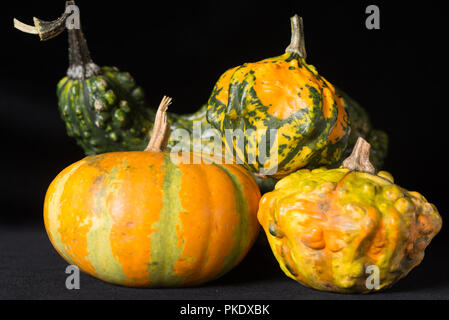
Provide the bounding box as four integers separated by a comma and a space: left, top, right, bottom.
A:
86, 164, 128, 284
148, 154, 185, 286
47, 162, 83, 266
214, 164, 251, 278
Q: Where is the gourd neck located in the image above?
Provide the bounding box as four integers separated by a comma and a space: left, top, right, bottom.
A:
342, 137, 376, 174
67, 28, 101, 80
13, 1, 101, 80
144, 96, 172, 152
285, 14, 307, 60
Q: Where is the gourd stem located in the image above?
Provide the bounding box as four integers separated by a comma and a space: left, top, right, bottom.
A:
13, 9, 68, 40
285, 14, 307, 59
67, 27, 101, 79
145, 96, 172, 152
342, 137, 376, 174
13, 1, 101, 80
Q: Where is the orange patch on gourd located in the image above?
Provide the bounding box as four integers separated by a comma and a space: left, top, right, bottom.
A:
174, 164, 235, 284
252, 59, 315, 119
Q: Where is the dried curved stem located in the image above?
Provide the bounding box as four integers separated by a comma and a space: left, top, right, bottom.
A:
285, 14, 307, 59
145, 96, 172, 152
13, 1, 101, 80
342, 137, 376, 174
13, 19, 39, 35
13, 1, 73, 41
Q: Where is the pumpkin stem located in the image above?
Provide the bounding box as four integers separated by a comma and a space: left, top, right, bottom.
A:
285, 14, 307, 59
342, 137, 376, 174
145, 96, 172, 152
13, 1, 101, 80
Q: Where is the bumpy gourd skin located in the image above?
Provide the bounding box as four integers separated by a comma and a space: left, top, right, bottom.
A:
258, 168, 442, 293
206, 54, 351, 179
57, 66, 155, 155
58, 69, 218, 157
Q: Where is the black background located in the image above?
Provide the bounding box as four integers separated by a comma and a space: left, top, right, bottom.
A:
0, 0, 447, 300
1, 0, 446, 233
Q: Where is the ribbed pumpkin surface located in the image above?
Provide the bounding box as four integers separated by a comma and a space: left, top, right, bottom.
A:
44, 151, 260, 287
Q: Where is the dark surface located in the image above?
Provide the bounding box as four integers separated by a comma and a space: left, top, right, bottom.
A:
1, 226, 448, 300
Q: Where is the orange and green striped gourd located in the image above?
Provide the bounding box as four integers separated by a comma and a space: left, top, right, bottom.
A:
206, 15, 351, 179
258, 138, 442, 293
43, 97, 261, 287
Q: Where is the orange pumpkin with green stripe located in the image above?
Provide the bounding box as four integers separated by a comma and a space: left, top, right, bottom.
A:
206, 15, 350, 179
44, 97, 261, 287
